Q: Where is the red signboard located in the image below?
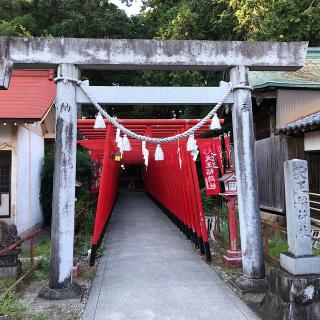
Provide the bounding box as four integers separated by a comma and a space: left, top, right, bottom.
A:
213, 137, 224, 175
224, 133, 233, 169
198, 140, 220, 196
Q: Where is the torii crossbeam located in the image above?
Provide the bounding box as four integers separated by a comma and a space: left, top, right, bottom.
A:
0, 36, 308, 299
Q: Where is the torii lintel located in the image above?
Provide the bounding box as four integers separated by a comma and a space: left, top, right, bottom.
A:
0, 37, 308, 88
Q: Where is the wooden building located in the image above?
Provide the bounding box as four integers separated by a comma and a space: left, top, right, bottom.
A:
250, 48, 320, 215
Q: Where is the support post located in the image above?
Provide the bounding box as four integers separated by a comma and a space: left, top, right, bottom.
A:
40, 64, 82, 300
229, 66, 267, 291
222, 196, 242, 268
0, 59, 13, 89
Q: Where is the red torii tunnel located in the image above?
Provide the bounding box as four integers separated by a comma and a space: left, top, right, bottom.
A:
77, 118, 224, 265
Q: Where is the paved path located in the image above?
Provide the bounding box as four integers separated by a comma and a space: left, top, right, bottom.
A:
83, 192, 258, 320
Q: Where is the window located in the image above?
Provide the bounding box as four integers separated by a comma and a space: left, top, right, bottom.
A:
0, 151, 11, 217
229, 181, 237, 191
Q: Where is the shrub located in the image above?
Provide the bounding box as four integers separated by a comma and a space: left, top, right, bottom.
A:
40, 143, 94, 226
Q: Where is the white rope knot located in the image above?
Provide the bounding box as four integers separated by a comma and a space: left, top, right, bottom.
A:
229, 82, 253, 91
54, 77, 82, 85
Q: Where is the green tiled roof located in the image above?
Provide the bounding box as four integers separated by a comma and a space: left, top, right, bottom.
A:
250, 48, 320, 90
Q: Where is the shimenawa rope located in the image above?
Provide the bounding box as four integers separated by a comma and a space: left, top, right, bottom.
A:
54, 77, 252, 144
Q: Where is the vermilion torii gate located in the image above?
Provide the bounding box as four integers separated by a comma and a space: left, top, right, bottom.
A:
78, 119, 224, 264
0, 37, 308, 298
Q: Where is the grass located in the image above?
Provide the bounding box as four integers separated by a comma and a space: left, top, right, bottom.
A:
22, 238, 51, 258
268, 232, 288, 259
0, 277, 16, 294
34, 239, 51, 257
0, 292, 25, 319
222, 267, 242, 278
30, 313, 49, 320
32, 257, 50, 281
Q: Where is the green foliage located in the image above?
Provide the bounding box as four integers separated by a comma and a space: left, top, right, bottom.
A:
268, 232, 288, 258
0, 19, 32, 36
0, 0, 138, 38
33, 239, 51, 257
0, 277, 16, 294
31, 314, 49, 320
40, 144, 55, 225
0, 292, 25, 319
75, 196, 96, 235
33, 257, 50, 281
40, 143, 94, 226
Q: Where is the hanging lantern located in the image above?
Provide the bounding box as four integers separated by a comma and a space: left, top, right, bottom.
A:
94, 113, 106, 129
114, 151, 122, 162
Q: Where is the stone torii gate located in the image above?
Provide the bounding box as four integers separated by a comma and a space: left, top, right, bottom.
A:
0, 37, 308, 298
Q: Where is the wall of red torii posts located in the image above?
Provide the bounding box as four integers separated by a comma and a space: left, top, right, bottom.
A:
77, 118, 225, 265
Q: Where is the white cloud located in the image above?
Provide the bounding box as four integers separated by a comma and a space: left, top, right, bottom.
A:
109, 0, 142, 16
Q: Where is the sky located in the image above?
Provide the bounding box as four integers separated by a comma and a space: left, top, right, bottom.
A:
109, 0, 143, 16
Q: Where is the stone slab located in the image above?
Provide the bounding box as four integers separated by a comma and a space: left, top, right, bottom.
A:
284, 159, 312, 257
82, 192, 258, 320
280, 253, 320, 275
0, 37, 308, 71
0, 265, 18, 277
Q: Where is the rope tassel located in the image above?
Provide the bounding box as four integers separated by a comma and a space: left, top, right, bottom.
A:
187, 134, 197, 152
115, 128, 121, 143
210, 113, 221, 130
94, 113, 106, 129
143, 148, 149, 167
155, 144, 164, 161
122, 134, 131, 151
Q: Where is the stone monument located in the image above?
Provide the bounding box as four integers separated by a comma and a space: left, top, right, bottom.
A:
0, 221, 21, 277
261, 159, 320, 319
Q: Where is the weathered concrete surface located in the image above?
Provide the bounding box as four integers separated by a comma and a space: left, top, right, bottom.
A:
0, 37, 308, 71
82, 192, 259, 320
280, 159, 320, 276
280, 253, 320, 275
261, 267, 320, 320
283, 159, 312, 257
230, 66, 265, 282
48, 64, 79, 290
76, 80, 234, 105
0, 58, 13, 89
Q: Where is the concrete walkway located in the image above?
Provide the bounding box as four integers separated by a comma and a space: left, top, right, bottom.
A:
83, 192, 258, 320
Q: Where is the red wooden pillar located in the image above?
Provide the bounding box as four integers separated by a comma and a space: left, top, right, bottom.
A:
90, 124, 113, 265
222, 195, 242, 268
189, 154, 212, 261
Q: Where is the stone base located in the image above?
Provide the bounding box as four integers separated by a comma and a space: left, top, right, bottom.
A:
235, 275, 268, 294
280, 252, 320, 275
0, 265, 19, 278
39, 282, 83, 300
223, 250, 242, 268
260, 267, 320, 320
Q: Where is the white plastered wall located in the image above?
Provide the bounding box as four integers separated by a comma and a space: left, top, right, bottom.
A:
15, 125, 44, 235
304, 131, 320, 151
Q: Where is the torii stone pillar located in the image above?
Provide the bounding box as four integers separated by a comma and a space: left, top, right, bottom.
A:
230, 66, 267, 291
40, 64, 82, 299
